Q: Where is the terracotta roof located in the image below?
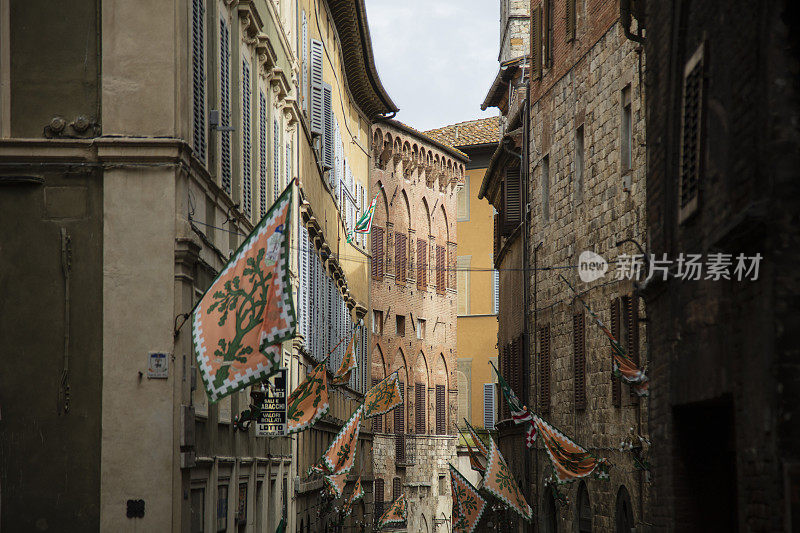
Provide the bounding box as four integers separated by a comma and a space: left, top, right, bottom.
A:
423, 116, 500, 148
378, 118, 469, 161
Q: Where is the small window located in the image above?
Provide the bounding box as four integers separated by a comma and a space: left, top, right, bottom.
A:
577, 482, 592, 532
457, 256, 471, 315
483, 383, 495, 429
396, 315, 405, 337
457, 176, 470, 220
217, 485, 228, 532
236, 483, 247, 528
438, 474, 447, 495
621, 85, 632, 173
575, 124, 585, 203
679, 43, 705, 223
190, 487, 205, 533
373, 310, 383, 335
416, 318, 426, 339
542, 156, 550, 223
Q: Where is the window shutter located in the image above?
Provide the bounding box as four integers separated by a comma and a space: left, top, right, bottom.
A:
624, 294, 640, 400
415, 383, 426, 434
259, 91, 267, 217
285, 142, 291, 188
374, 227, 385, 279
372, 378, 383, 432
503, 168, 522, 234
611, 298, 621, 407
394, 382, 405, 434
322, 83, 334, 170
191, 0, 206, 163
242, 59, 252, 216
436, 384, 446, 434
395, 233, 407, 284
374, 479, 384, 518
392, 478, 401, 501
417, 238, 427, 289
544, 0, 553, 67
532, 6, 542, 80
301, 11, 308, 109
309, 39, 324, 137
435, 245, 445, 293
273, 119, 281, 200
573, 312, 586, 410
512, 336, 523, 400
500, 343, 510, 420
493, 269, 500, 314
539, 325, 551, 414
679, 44, 705, 222
457, 372, 469, 424
566, 0, 576, 42
219, 17, 232, 194
483, 384, 495, 429
493, 212, 501, 263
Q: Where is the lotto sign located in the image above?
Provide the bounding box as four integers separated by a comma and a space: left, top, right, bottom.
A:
256, 368, 287, 437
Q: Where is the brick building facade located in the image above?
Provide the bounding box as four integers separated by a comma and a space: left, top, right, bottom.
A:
369, 118, 466, 532
643, 0, 800, 530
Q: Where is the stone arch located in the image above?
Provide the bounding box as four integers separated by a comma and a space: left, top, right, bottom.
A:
576, 481, 592, 533
375, 179, 389, 227
372, 343, 387, 381
398, 189, 411, 233
413, 350, 430, 433
421, 197, 432, 237
615, 485, 635, 533
393, 347, 409, 434
372, 129, 383, 160
420, 514, 429, 533
439, 204, 450, 243
541, 487, 558, 533
433, 353, 449, 433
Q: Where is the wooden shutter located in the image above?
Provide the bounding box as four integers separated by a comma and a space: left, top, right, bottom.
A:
219, 17, 232, 194
417, 238, 427, 289
436, 245, 445, 293
544, 0, 553, 67
532, 6, 542, 80
436, 384, 446, 434
374, 479, 384, 517
503, 168, 522, 234
679, 44, 705, 222
539, 325, 551, 414
373, 377, 383, 432
512, 336, 523, 400
415, 383, 426, 434
500, 343, 510, 420
242, 59, 252, 216
611, 298, 621, 407
493, 212, 501, 263
392, 477, 401, 501
573, 312, 586, 410
624, 294, 640, 400
566, 0, 576, 41
483, 384, 495, 429
395, 233, 407, 284
309, 39, 324, 137
191, 0, 206, 163
371, 227, 385, 280
394, 382, 405, 434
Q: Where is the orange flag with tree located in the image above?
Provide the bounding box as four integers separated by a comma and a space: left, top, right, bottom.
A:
481, 436, 533, 521
286, 362, 329, 434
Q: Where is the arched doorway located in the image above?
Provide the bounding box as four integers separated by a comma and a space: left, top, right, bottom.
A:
615, 486, 634, 533
541, 488, 558, 533
576, 481, 592, 532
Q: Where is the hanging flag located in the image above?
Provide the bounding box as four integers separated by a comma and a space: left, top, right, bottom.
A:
450, 464, 487, 533
324, 472, 348, 499
362, 372, 403, 418
287, 363, 330, 434
466, 443, 486, 475
354, 193, 379, 234
193, 184, 296, 403
535, 415, 608, 483
558, 274, 649, 396
463, 419, 489, 458
481, 437, 532, 521
341, 477, 364, 517
275, 517, 285, 533
489, 362, 537, 448
525, 423, 537, 448
332, 328, 358, 386
376, 493, 407, 529
316, 406, 362, 475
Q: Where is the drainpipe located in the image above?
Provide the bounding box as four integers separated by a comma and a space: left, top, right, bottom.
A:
620, 0, 646, 44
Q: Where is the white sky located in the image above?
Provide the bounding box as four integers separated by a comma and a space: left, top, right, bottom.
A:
365, 0, 501, 131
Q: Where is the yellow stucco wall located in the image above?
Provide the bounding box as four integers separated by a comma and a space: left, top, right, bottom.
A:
456, 163, 499, 428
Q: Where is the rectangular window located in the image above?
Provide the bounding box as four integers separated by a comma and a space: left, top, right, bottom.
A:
236, 483, 247, 526
623, 294, 640, 400
679, 43, 705, 222
417, 238, 427, 289
191, 0, 207, 163
566, 0, 577, 41
415, 382, 426, 434
539, 325, 551, 414
216, 484, 228, 532
436, 245, 446, 293
301, 11, 308, 111
219, 18, 232, 194
544, 0, 553, 67
575, 124, 584, 203
436, 384, 446, 434
502, 168, 522, 235
394, 382, 405, 434
457, 176, 470, 220
621, 85, 632, 173
439, 475, 447, 496
457, 256, 471, 315
395, 232, 407, 284
373, 310, 383, 335
542, 156, 550, 223
372, 377, 383, 432
573, 312, 586, 410
492, 268, 500, 314
611, 298, 621, 407
242, 59, 252, 217
483, 383, 495, 429
374, 479, 385, 518
392, 477, 402, 501
190, 487, 205, 533
396, 315, 405, 337
457, 369, 470, 424
416, 318, 426, 340
371, 226, 385, 279
322, 83, 333, 170
532, 6, 542, 79
309, 39, 324, 136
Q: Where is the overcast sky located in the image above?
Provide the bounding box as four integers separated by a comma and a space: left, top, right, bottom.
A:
365, 0, 500, 131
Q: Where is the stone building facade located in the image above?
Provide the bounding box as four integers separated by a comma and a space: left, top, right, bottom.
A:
499, 0, 530, 63
643, 0, 800, 530
481, 0, 649, 531
369, 118, 466, 532
0, 0, 395, 531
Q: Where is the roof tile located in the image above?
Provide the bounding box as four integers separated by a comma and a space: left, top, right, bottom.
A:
423, 116, 500, 148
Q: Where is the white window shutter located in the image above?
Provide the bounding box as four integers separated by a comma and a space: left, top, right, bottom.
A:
310, 39, 324, 137
322, 83, 333, 171
219, 17, 232, 194
493, 269, 500, 314
483, 383, 495, 429
273, 119, 280, 200
241, 59, 252, 217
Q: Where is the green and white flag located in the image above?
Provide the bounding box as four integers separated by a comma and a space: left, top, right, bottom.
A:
346, 193, 378, 243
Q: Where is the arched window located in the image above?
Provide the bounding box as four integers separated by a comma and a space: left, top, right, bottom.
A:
577, 481, 592, 532
542, 489, 558, 533
615, 486, 634, 533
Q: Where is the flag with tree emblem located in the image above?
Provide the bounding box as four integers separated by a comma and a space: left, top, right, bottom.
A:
341, 477, 364, 517
192, 184, 296, 403
324, 472, 347, 499
481, 436, 532, 521
450, 464, 487, 533
287, 362, 330, 434
316, 406, 362, 475
376, 493, 407, 529
535, 415, 608, 482
362, 372, 403, 418
464, 419, 489, 458
332, 328, 358, 386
